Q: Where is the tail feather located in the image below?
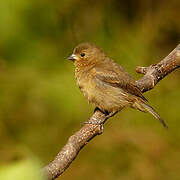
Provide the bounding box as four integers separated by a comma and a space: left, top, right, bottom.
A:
142, 102, 168, 129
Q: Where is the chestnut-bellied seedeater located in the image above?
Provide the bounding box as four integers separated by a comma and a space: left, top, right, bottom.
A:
68, 42, 168, 129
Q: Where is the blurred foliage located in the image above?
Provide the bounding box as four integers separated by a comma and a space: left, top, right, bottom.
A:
0, 158, 46, 180
0, 0, 179, 179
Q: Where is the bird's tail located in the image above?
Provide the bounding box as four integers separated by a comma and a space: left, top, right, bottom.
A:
140, 102, 168, 129
133, 99, 168, 129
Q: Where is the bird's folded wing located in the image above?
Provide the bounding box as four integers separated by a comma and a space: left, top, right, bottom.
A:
95, 68, 148, 102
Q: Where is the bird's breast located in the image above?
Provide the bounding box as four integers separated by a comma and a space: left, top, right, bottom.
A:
75, 69, 95, 103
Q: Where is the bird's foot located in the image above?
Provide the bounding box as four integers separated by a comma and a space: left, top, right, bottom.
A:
84, 117, 104, 125
104, 111, 118, 120
92, 108, 118, 123
83, 108, 118, 134
94, 107, 110, 116
84, 117, 104, 134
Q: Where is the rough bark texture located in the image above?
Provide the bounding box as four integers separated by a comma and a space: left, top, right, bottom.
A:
136, 44, 180, 92
43, 44, 180, 180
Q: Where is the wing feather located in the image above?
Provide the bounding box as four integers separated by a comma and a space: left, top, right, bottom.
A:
95, 66, 148, 102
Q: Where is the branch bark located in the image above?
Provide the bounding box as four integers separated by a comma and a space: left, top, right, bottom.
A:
43, 44, 180, 180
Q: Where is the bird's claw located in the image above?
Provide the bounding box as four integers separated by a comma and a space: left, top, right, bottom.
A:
84, 117, 104, 134
84, 117, 104, 125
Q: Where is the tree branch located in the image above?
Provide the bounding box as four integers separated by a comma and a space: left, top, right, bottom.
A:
136, 44, 180, 92
43, 44, 180, 180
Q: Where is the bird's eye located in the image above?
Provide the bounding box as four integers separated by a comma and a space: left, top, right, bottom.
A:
81, 53, 85, 57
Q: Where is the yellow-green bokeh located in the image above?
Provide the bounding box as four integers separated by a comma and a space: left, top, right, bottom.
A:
0, 0, 179, 179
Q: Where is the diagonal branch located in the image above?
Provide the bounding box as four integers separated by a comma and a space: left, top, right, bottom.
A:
136, 44, 180, 92
43, 44, 180, 180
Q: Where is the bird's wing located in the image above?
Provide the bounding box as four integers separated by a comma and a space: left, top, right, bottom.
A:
95, 67, 148, 102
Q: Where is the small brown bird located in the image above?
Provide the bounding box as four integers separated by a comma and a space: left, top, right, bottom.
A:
68, 42, 168, 128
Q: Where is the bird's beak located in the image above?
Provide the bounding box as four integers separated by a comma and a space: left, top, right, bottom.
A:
67, 54, 78, 61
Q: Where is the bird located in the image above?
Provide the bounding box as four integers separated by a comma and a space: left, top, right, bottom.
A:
67, 42, 168, 129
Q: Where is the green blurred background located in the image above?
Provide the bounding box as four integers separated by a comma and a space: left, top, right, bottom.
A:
0, 0, 180, 179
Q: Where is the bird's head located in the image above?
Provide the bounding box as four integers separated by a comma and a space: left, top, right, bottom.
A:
67, 42, 106, 66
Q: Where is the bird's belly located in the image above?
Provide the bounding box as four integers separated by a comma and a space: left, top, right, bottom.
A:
79, 78, 130, 112
92, 87, 130, 112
